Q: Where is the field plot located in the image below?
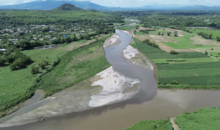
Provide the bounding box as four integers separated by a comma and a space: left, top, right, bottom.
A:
189, 28, 220, 40
133, 37, 220, 86
175, 107, 220, 130
124, 119, 172, 130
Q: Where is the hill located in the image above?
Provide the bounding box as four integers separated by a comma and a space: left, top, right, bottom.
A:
54, 4, 83, 11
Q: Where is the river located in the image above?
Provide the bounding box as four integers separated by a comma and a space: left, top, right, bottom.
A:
1, 30, 220, 130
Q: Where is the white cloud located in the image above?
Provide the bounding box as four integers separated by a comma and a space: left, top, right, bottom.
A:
0, 0, 219, 7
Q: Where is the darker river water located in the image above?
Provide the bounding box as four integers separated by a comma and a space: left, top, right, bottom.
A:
1, 30, 220, 130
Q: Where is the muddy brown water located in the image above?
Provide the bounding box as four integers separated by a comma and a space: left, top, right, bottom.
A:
1, 30, 220, 130
2, 89, 220, 130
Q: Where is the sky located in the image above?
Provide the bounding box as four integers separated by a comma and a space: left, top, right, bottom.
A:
0, 0, 219, 7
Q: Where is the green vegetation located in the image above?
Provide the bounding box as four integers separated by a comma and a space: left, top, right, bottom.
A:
189, 28, 220, 40
134, 37, 220, 86
124, 119, 172, 130
175, 107, 220, 130
0, 37, 109, 114
116, 25, 137, 30
163, 33, 213, 49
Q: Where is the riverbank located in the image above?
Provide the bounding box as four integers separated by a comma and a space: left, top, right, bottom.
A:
0, 30, 153, 128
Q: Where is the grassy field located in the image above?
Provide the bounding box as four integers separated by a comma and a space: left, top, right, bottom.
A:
175, 107, 220, 130
124, 119, 172, 130
189, 28, 220, 40
163, 33, 214, 49
0, 38, 108, 114
116, 24, 141, 30
38, 36, 110, 96
133, 37, 220, 86
152, 57, 216, 64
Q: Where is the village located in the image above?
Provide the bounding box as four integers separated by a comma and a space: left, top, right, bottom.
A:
0, 24, 95, 52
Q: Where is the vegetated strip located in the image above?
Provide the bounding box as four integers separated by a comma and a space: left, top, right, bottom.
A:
38, 36, 111, 96
157, 62, 220, 70
175, 107, 220, 130
124, 119, 173, 130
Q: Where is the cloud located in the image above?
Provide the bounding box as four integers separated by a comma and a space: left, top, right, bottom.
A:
0, 0, 219, 7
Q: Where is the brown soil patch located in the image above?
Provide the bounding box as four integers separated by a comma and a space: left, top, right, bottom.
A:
190, 36, 213, 46
156, 42, 175, 52
149, 35, 178, 43
136, 35, 153, 42
175, 49, 196, 52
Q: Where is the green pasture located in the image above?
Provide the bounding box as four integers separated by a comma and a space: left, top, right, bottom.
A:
149, 30, 169, 35
175, 107, 220, 130
158, 68, 220, 78
189, 29, 220, 39
153, 57, 215, 64
163, 33, 214, 49
124, 119, 172, 130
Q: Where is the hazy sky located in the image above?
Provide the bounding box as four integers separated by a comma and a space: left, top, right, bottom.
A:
0, 0, 219, 7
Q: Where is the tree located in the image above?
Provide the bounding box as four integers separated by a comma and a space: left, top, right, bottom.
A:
174, 31, 178, 37
136, 25, 139, 30
0, 58, 6, 66
217, 36, 220, 41
209, 33, 213, 39
205, 51, 208, 55
134, 30, 136, 34
158, 32, 161, 35
167, 32, 171, 36
31, 66, 39, 75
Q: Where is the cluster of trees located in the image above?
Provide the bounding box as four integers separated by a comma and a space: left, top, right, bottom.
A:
0, 46, 33, 70
143, 39, 159, 48
31, 60, 49, 75
140, 30, 149, 34
197, 32, 213, 39
158, 32, 164, 36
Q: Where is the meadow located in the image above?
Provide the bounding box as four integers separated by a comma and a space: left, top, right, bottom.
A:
189, 28, 220, 40
124, 119, 172, 130
175, 107, 220, 130
163, 33, 214, 49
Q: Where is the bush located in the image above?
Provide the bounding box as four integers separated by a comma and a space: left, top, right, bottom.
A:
167, 32, 171, 36
0, 58, 6, 66
170, 80, 179, 85
31, 66, 39, 75
170, 50, 178, 54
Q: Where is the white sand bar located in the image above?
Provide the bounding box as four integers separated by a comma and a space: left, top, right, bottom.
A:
123, 45, 139, 60
89, 67, 140, 107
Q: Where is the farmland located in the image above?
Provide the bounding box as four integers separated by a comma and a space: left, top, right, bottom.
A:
133, 37, 220, 86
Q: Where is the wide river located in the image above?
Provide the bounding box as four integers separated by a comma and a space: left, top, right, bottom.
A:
2, 30, 220, 130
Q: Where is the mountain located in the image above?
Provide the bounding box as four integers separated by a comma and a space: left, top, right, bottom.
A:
177, 5, 220, 11
0, 0, 112, 11
54, 3, 82, 11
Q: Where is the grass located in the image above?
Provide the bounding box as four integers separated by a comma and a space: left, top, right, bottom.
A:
116, 24, 141, 30
175, 107, 220, 130
189, 28, 220, 40
153, 57, 215, 64
124, 119, 172, 130
38, 36, 111, 96
148, 30, 169, 35
0, 38, 108, 114
163, 33, 214, 49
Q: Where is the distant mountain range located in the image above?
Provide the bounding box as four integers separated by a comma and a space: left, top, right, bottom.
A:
0, 1, 220, 11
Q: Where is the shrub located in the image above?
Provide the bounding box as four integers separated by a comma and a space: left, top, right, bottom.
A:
31, 66, 39, 75
205, 51, 208, 55
167, 32, 171, 36
0, 58, 6, 66
170, 80, 179, 85
170, 50, 178, 54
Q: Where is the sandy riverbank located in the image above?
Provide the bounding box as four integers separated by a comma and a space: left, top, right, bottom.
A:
0, 30, 148, 128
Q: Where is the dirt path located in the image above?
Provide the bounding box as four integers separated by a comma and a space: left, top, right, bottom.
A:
170, 118, 180, 130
